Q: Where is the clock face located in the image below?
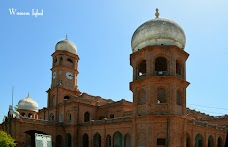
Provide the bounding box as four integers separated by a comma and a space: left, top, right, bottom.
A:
52, 72, 56, 79
66, 72, 73, 80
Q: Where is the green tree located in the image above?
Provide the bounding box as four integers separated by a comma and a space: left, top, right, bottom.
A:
0, 130, 16, 147
14, 105, 18, 111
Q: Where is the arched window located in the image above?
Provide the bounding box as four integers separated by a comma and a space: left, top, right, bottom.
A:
84, 112, 90, 122
176, 60, 181, 76
124, 134, 131, 147
66, 133, 71, 147
53, 58, 57, 64
176, 90, 181, 105
93, 133, 101, 147
64, 96, 70, 101
157, 88, 166, 103
60, 57, 63, 65
113, 132, 122, 147
50, 113, 55, 122
28, 113, 33, 118
208, 135, 214, 147
106, 135, 111, 147
217, 137, 222, 147
110, 114, 114, 118
67, 58, 73, 63
138, 89, 146, 105
83, 134, 89, 147
67, 113, 72, 122
137, 60, 146, 77
195, 133, 203, 147
21, 112, 26, 117
155, 57, 167, 76
59, 114, 63, 122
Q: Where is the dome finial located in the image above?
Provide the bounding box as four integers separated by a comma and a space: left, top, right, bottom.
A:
65, 34, 68, 40
155, 8, 159, 18
27, 93, 30, 97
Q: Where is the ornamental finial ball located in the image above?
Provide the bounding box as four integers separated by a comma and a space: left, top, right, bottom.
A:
155, 8, 159, 18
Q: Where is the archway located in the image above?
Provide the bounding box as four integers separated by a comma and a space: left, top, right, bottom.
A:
186, 133, 190, 147
217, 137, 222, 147
93, 133, 101, 147
66, 133, 72, 147
113, 131, 122, 147
155, 57, 167, 75
137, 60, 146, 76
208, 135, 214, 147
24, 130, 47, 147
56, 135, 63, 147
106, 135, 111, 147
195, 133, 203, 147
124, 134, 131, 147
83, 133, 89, 147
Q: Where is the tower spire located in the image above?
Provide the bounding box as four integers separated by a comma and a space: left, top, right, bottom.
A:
66, 34, 68, 40
155, 8, 159, 18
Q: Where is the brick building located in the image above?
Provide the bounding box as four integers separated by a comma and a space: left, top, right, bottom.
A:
1, 9, 227, 147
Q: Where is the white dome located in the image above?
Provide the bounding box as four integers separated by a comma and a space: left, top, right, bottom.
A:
131, 10, 186, 52
18, 94, 38, 112
55, 37, 77, 54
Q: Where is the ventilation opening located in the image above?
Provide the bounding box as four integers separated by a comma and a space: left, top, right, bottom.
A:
64, 96, 70, 100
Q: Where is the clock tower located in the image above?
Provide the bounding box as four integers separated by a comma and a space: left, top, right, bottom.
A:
47, 36, 80, 108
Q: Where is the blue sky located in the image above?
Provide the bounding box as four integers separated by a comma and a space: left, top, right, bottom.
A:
0, 0, 228, 122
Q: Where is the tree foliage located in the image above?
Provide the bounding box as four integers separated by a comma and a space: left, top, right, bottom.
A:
0, 130, 16, 147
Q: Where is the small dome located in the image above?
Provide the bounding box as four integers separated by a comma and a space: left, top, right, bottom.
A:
131, 9, 186, 52
18, 94, 38, 112
55, 36, 77, 54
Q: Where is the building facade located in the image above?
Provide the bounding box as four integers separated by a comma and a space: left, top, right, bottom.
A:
1, 9, 227, 147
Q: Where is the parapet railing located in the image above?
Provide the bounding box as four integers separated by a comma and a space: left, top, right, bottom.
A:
186, 119, 227, 131
79, 117, 132, 126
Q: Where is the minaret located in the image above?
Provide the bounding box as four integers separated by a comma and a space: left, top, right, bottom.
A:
47, 36, 80, 108
130, 9, 190, 146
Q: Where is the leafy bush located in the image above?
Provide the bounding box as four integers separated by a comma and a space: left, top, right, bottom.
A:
0, 130, 16, 147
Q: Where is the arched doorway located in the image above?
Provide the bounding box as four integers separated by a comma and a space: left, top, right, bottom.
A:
186, 133, 190, 147
124, 134, 131, 147
24, 130, 47, 147
56, 135, 63, 147
106, 135, 111, 147
113, 131, 122, 147
217, 137, 222, 147
195, 133, 203, 147
208, 135, 214, 147
93, 133, 101, 147
66, 133, 72, 147
83, 133, 89, 147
